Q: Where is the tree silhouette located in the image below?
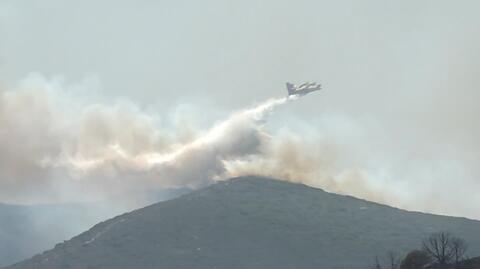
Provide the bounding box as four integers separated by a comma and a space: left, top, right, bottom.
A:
451, 237, 467, 268
421, 232, 468, 268
422, 232, 455, 265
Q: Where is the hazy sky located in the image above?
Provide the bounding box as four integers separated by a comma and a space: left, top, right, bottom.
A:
1, 1, 479, 219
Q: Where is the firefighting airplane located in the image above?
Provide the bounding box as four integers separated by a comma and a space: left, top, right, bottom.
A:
286, 82, 321, 97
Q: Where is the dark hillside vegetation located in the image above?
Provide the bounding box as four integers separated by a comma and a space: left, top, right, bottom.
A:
5, 177, 480, 269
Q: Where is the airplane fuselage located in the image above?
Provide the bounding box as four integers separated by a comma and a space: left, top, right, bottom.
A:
286, 82, 321, 97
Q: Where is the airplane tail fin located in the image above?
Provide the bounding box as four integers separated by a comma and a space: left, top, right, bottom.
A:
286, 82, 295, 96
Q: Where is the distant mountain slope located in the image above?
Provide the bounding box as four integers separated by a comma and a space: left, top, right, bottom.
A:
5, 177, 480, 269
0, 203, 91, 266
0, 203, 127, 267
0, 188, 188, 267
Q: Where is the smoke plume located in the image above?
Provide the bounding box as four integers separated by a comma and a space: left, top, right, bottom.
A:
0, 74, 291, 204
1, 74, 479, 220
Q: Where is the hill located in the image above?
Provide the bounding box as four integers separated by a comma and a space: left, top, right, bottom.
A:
0, 203, 126, 267
5, 177, 480, 269
0, 187, 189, 267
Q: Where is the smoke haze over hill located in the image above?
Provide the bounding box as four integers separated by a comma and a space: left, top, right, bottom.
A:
0, 74, 479, 220
2, 2, 480, 268
1, 1, 480, 221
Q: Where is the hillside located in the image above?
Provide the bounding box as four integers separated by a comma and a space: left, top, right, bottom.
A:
0, 203, 125, 267
0, 187, 189, 267
5, 177, 480, 269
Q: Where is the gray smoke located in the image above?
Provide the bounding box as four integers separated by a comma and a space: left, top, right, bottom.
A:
0, 73, 288, 204
1, 73, 479, 220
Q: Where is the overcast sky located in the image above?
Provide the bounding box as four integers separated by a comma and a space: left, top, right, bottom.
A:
1, 0, 479, 219
1, 1, 479, 129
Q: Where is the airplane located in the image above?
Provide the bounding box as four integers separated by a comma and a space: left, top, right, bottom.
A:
286, 82, 321, 97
